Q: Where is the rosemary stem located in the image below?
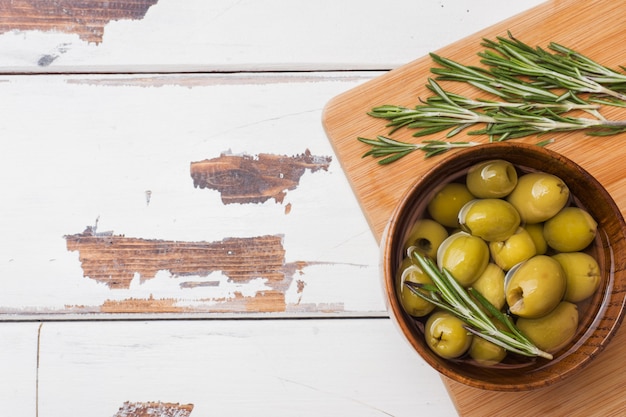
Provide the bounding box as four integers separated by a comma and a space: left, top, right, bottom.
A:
597, 120, 626, 127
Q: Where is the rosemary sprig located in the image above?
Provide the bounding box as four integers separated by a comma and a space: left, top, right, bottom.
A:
358, 33, 626, 164
405, 249, 553, 360
357, 136, 481, 164
368, 78, 626, 139
424, 89, 600, 113
548, 41, 626, 91
357, 135, 555, 165
430, 52, 606, 120
430, 52, 563, 103
479, 34, 626, 103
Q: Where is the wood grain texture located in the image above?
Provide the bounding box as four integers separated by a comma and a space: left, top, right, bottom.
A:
190, 150, 331, 205
322, 0, 626, 415
61, 226, 362, 314
65, 228, 287, 290
444, 328, 626, 416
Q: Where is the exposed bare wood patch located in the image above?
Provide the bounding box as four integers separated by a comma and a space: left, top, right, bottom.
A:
0, 0, 159, 44
101, 296, 186, 313
98, 290, 290, 313
112, 401, 193, 417
65, 226, 286, 289
190, 149, 332, 204
61, 225, 350, 313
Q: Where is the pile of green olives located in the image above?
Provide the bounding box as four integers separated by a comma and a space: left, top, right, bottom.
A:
397, 159, 600, 366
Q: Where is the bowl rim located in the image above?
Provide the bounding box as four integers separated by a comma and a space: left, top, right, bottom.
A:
382, 142, 626, 391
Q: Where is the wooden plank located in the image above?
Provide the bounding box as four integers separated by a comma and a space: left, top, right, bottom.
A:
322, 0, 626, 415
0, 0, 544, 73
0, 72, 387, 318
0, 323, 39, 417
37, 319, 458, 416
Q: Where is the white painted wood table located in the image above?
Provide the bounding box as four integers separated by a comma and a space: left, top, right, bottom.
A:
0, 1, 547, 415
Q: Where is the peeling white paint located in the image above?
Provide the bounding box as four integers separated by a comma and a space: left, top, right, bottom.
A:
0, 0, 545, 73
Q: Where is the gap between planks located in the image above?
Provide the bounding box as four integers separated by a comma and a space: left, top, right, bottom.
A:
0, 68, 390, 77
2, 311, 391, 323
36, 322, 42, 417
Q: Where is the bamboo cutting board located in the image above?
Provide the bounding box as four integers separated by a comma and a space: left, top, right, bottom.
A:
322, 0, 626, 415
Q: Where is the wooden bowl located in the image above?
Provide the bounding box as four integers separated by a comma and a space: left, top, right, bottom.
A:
381, 142, 626, 391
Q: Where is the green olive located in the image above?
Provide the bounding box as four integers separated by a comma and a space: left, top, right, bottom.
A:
403, 218, 449, 259
427, 183, 475, 228
489, 227, 536, 271
524, 223, 548, 255
543, 207, 597, 252
425, 310, 473, 359
552, 252, 601, 303
396, 257, 436, 317
507, 172, 570, 223
504, 255, 566, 319
470, 263, 506, 310
437, 232, 490, 286
458, 199, 520, 242
516, 301, 579, 352
469, 335, 507, 366
466, 159, 518, 198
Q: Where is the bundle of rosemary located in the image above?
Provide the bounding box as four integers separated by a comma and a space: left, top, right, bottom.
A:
359, 32, 626, 164
405, 249, 553, 360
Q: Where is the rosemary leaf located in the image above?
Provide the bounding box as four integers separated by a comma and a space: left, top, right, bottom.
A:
357, 136, 480, 164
